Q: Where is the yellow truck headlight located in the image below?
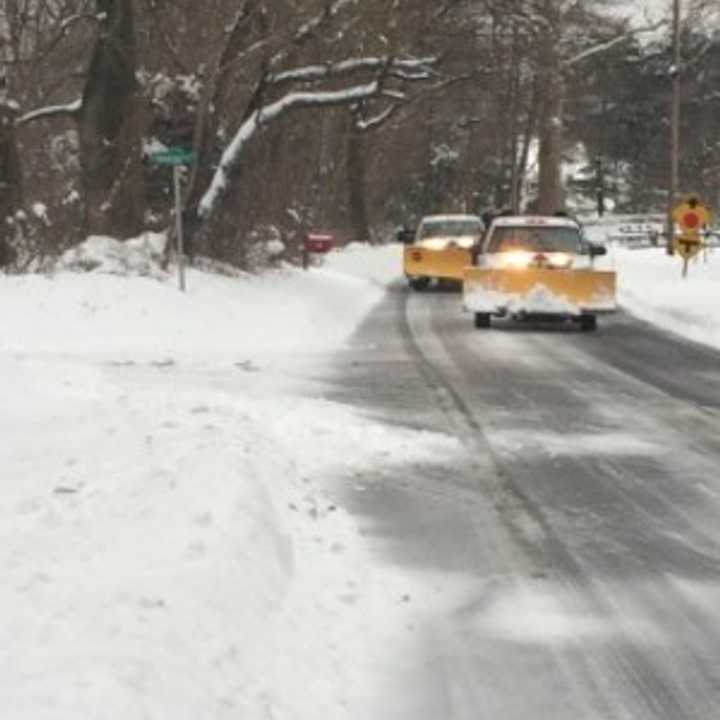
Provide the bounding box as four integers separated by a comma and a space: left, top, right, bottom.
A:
418, 238, 450, 250
499, 250, 534, 269
496, 251, 574, 269
547, 253, 574, 269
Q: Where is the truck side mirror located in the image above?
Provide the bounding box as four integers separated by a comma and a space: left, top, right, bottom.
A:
589, 243, 607, 258
397, 228, 416, 245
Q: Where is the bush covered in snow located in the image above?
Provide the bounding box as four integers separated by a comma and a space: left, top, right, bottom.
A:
242, 224, 287, 270
56, 233, 168, 278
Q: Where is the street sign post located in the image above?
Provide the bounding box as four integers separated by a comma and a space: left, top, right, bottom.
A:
150, 147, 194, 292
675, 232, 702, 256
151, 148, 195, 167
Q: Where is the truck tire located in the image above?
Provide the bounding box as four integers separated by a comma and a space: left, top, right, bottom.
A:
474, 312, 491, 329
580, 314, 597, 332
409, 277, 430, 292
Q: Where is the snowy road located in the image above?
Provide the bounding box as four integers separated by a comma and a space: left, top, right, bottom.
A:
328, 283, 720, 720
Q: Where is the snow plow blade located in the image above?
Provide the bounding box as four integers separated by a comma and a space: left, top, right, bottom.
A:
463, 268, 617, 315
404, 246, 473, 281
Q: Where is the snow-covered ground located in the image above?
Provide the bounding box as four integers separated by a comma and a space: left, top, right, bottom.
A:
615, 246, 720, 349
0, 240, 461, 720
4, 224, 720, 718
586, 220, 720, 350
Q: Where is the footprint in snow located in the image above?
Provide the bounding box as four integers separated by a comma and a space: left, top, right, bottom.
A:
235, 360, 260, 372
195, 511, 213, 527
54, 485, 81, 495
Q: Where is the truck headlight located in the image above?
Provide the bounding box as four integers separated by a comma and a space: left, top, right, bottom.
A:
418, 238, 449, 250
547, 253, 574, 268
499, 251, 534, 268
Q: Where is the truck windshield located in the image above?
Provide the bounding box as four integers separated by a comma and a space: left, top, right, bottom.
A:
487, 226, 582, 253
420, 220, 482, 238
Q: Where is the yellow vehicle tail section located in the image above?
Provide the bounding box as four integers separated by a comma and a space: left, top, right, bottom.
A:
463, 267, 617, 314
404, 245, 473, 281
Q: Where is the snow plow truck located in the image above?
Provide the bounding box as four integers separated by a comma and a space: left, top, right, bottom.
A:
462, 215, 617, 332
400, 214, 484, 290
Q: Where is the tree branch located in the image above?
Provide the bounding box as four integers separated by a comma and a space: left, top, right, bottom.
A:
565, 20, 667, 67
199, 81, 380, 218
16, 98, 82, 126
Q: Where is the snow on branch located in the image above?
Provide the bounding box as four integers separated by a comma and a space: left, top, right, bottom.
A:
270, 58, 386, 84
199, 81, 379, 218
59, 12, 106, 34
354, 104, 397, 131
389, 68, 433, 81
17, 98, 82, 126
565, 20, 667, 67
268, 56, 437, 85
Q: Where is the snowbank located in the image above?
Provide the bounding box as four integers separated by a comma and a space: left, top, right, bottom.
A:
615, 246, 720, 349
57, 233, 168, 277
586, 218, 720, 351
0, 241, 462, 719
1, 240, 398, 362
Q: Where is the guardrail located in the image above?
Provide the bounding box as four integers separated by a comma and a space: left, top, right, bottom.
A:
606, 230, 720, 249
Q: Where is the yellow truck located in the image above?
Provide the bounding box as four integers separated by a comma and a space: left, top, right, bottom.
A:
401, 214, 484, 290
462, 216, 616, 331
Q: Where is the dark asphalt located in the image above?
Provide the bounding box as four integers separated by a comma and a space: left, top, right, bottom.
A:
326, 282, 720, 720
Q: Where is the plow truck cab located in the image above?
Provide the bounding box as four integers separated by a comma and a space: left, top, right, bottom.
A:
402, 214, 484, 291
462, 215, 617, 331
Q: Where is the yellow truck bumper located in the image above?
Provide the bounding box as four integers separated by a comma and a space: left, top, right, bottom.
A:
404, 246, 473, 281
463, 267, 617, 316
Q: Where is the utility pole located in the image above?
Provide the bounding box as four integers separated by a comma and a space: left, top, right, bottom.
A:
666, 0, 682, 255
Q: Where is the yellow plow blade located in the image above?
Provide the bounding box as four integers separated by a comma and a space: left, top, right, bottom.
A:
404, 246, 473, 281
463, 268, 617, 314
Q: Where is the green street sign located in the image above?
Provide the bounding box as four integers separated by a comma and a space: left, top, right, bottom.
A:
150, 147, 194, 166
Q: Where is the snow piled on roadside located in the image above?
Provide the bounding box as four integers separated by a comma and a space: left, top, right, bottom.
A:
1, 241, 398, 362
614, 247, 720, 350
57, 233, 168, 277
586, 219, 720, 351
0, 241, 460, 719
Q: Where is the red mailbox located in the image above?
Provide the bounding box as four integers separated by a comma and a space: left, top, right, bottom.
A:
302, 232, 335, 269
304, 233, 335, 254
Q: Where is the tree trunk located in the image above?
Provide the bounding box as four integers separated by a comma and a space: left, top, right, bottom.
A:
516, 78, 539, 212
183, 3, 265, 255
77, 0, 145, 238
347, 119, 370, 243
0, 100, 22, 267
537, 2, 565, 214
